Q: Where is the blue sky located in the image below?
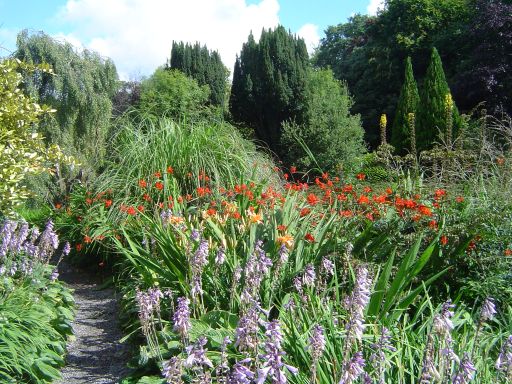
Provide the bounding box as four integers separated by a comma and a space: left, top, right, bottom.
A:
0, 0, 382, 79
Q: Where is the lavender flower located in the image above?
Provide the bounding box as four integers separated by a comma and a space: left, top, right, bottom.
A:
38, 219, 59, 261
190, 239, 209, 302
190, 228, 201, 242
242, 240, 272, 301
452, 354, 476, 384
369, 327, 396, 384
344, 266, 372, 347
184, 336, 213, 369
278, 244, 289, 265
216, 337, 232, 383
9, 221, 28, 254
480, 298, 497, 322
235, 303, 260, 353
162, 356, 183, 383
50, 268, 59, 281
302, 264, 316, 287
228, 359, 254, 384
496, 335, 512, 380
433, 300, 455, 336
62, 242, 71, 256
0, 220, 16, 258
215, 246, 226, 265
256, 320, 298, 383
309, 324, 326, 362
339, 352, 365, 384
321, 257, 335, 276
173, 297, 191, 339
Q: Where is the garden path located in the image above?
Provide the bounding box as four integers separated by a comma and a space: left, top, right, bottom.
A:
54, 261, 132, 384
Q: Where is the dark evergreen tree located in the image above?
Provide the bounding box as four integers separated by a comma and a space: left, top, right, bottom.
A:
229, 26, 309, 155
391, 57, 420, 154
416, 48, 462, 151
169, 41, 228, 108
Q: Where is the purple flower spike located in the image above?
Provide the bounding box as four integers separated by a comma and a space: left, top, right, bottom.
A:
173, 297, 191, 339
339, 352, 365, 384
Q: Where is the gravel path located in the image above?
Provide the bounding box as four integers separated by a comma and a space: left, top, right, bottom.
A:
55, 262, 132, 384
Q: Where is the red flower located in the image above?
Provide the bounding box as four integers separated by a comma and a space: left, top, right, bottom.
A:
277, 224, 287, 232
104, 199, 113, 208
385, 187, 393, 195
300, 207, 311, 217
167, 166, 174, 174
127, 206, 137, 216
304, 233, 315, 242
307, 193, 320, 206
84, 235, 92, 244
139, 179, 147, 188
154, 171, 162, 178
505, 249, 512, 256
290, 166, 297, 173
363, 186, 372, 193
85, 198, 93, 205
322, 172, 329, 180
455, 196, 464, 203
137, 205, 145, 212
155, 181, 164, 191
440, 235, 448, 245
418, 205, 432, 216
143, 193, 151, 202
429, 220, 438, 229
357, 195, 370, 205
76, 243, 83, 252
207, 208, 217, 216
356, 173, 366, 180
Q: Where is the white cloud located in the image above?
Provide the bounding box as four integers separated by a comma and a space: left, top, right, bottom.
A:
367, 0, 385, 16
297, 23, 319, 56
54, 0, 281, 79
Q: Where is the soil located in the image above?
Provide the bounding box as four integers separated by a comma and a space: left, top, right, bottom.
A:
54, 261, 132, 384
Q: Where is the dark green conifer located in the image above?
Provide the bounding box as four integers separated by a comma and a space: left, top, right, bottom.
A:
391, 57, 419, 155
416, 48, 462, 152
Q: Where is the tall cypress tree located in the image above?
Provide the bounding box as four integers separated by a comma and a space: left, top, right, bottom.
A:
229, 26, 309, 155
391, 57, 420, 155
169, 42, 227, 108
416, 48, 462, 152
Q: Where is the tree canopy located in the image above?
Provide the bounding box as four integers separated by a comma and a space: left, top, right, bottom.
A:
168, 41, 228, 109
15, 30, 118, 169
229, 26, 309, 156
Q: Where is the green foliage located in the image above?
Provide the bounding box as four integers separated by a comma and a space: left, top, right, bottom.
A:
169, 41, 228, 108
281, 68, 365, 173
416, 48, 462, 151
0, 58, 73, 215
15, 30, 118, 170
391, 57, 420, 155
138, 69, 210, 121
229, 26, 309, 155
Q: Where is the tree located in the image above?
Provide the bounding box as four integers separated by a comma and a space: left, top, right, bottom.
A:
15, 30, 118, 170
453, 0, 512, 116
229, 26, 309, 155
391, 57, 420, 154
138, 68, 210, 120
168, 41, 228, 108
416, 48, 462, 151
281, 69, 365, 173
0, 59, 73, 214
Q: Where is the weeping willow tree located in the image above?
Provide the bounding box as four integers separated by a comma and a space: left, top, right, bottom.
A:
15, 30, 119, 170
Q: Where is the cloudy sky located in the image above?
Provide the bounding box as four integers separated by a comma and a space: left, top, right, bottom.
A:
0, 0, 384, 79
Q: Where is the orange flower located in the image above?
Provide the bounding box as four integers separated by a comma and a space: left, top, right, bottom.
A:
167, 166, 174, 174
304, 233, 315, 243
277, 234, 294, 249
55, 202, 62, 209
385, 187, 393, 195
84, 235, 92, 244
357, 195, 370, 205
277, 224, 287, 232
356, 173, 366, 180
505, 249, 512, 256
300, 207, 311, 217
154, 171, 162, 178
496, 157, 505, 165
139, 179, 147, 188
143, 193, 151, 202
249, 211, 263, 224
418, 205, 432, 216
455, 196, 464, 203
155, 181, 164, 191
307, 193, 320, 206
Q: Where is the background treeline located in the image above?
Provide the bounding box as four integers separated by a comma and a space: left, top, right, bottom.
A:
314, 0, 512, 147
